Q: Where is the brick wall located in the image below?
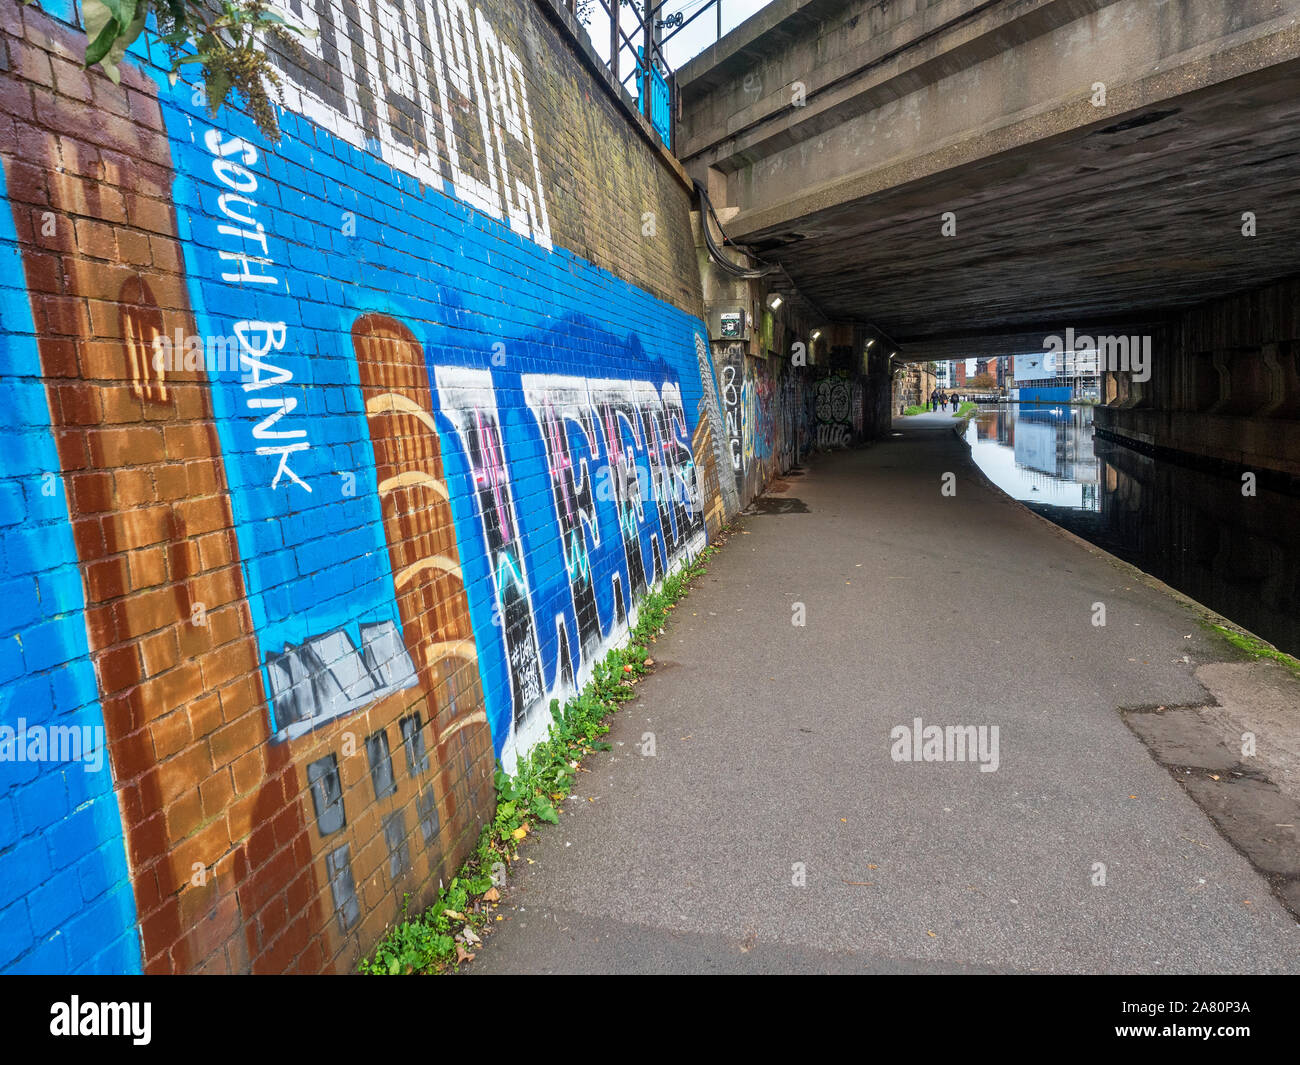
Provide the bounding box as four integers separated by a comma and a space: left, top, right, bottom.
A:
0, 0, 730, 974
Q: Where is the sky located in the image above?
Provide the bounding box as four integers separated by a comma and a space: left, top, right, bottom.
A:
580, 0, 774, 82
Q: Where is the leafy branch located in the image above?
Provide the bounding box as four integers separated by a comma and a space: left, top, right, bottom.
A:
24, 0, 315, 141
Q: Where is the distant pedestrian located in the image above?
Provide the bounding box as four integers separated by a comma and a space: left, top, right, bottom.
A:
939, 394, 948, 412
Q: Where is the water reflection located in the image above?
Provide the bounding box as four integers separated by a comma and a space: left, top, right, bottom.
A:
965, 403, 1300, 656
966, 404, 1099, 511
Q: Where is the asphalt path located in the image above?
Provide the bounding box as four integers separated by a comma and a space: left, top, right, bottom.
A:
472, 412, 1300, 973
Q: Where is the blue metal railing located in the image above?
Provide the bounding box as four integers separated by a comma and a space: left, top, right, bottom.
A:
637, 47, 672, 148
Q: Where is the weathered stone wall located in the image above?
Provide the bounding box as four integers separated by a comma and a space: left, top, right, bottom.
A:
1097, 276, 1300, 478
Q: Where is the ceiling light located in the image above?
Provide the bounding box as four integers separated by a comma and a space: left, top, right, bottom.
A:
766, 293, 783, 311
810, 329, 822, 341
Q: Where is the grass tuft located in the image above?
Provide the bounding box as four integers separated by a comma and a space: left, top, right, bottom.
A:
360, 529, 729, 974
1200, 620, 1300, 677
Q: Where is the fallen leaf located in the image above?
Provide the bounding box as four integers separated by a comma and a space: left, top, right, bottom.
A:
463, 927, 481, 944
926, 931, 936, 938
483, 887, 500, 903
456, 944, 475, 963
512, 826, 527, 840
442, 909, 466, 920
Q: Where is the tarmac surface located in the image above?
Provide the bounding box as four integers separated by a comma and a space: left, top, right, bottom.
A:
471, 411, 1300, 974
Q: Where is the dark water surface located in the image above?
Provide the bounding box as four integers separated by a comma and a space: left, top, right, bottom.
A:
965, 404, 1299, 656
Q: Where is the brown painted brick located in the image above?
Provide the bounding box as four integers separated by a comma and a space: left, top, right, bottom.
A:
205, 605, 248, 649
126, 810, 168, 871
22, 249, 64, 293
163, 423, 215, 462
10, 45, 53, 88
151, 463, 189, 501
36, 336, 79, 377
50, 57, 93, 103
243, 821, 278, 873
199, 768, 235, 821
165, 818, 232, 895
39, 294, 88, 336
199, 641, 256, 694
112, 468, 156, 509
138, 894, 182, 968
107, 505, 172, 552
85, 556, 129, 604
123, 192, 172, 234
116, 227, 153, 266
86, 424, 165, 468
68, 470, 113, 513
146, 661, 205, 722
75, 262, 138, 306
73, 218, 118, 260
140, 628, 181, 677
185, 691, 224, 742
150, 235, 184, 274
53, 136, 104, 181
0, 76, 33, 119
162, 789, 204, 840
88, 72, 133, 116
155, 743, 213, 806
230, 748, 267, 798
24, 204, 75, 252
52, 426, 91, 473
254, 913, 311, 975
96, 643, 141, 696
126, 87, 165, 131
209, 711, 265, 770
99, 384, 145, 423
126, 548, 170, 593
151, 709, 194, 762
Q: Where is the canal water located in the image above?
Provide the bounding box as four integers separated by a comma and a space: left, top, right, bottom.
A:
964, 403, 1300, 657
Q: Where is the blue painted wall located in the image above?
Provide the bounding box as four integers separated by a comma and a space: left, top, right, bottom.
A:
0, 0, 719, 971
0, 163, 141, 975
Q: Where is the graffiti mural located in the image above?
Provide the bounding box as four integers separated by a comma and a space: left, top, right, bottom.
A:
0, 0, 724, 974
816, 375, 856, 449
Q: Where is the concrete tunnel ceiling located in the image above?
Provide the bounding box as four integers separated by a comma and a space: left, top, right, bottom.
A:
678, 7, 1300, 363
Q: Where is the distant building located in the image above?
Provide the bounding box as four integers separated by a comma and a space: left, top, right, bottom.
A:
1012, 349, 1100, 402
893, 363, 938, 410
994, 355, 1011, 389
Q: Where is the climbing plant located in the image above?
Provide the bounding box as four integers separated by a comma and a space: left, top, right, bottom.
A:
22, 0, 314, 142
